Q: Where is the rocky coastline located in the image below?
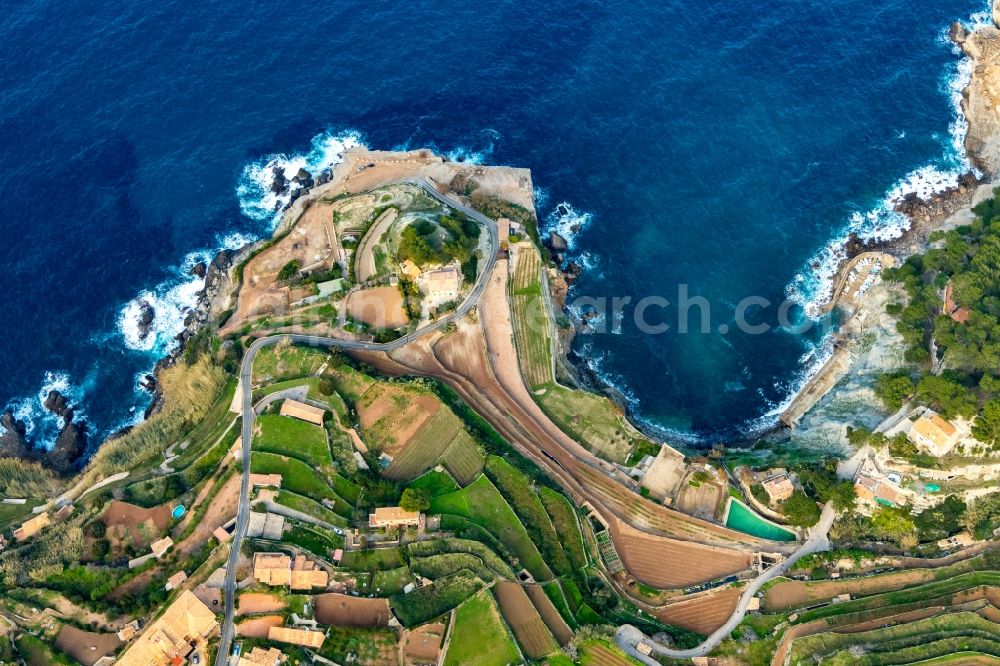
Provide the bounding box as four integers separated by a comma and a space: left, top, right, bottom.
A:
0, 389, 89, 475
543, 7, 1000, 450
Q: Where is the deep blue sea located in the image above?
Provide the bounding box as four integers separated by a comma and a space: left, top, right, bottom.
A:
0, 0, 987, 451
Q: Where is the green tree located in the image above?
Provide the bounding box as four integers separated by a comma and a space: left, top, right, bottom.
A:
915, 374, 978, 420
781, 490, 821, 527
870, 505, 916, 545
829, 481, 857, 513
399, 488, 430, 512
874, 373, 916, 411
888, 432, 918, 458
972, 399, 1000, 447
278, 259, 301, 281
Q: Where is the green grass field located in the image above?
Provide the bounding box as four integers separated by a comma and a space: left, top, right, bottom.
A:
253, 343, 329, 383
430, 475, 553, 581
274, 489, 347, 526
282, 524, 344, 559
444, 589, 521, 666
253, 413, 332, 468
486, 456, 570, 576
406, 469, 460, 497
538, 488, 588, 571
250, 451, 352, 516
510, 246, 554, 389
537, 384, 651, 463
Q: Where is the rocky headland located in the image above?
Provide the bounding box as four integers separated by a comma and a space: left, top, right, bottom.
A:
775, 7, 1000, 453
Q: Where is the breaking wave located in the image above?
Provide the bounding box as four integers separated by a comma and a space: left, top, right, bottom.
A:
787, 10, 984, 316
2, 371, 88, 450
237, 128, 365, 226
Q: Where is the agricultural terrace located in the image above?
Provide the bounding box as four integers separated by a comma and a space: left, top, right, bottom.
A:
510, 242, 554, 388
429, 475, 553, 581
253, 413, 331, 469
250, 451, 356, 518
328, 365, 484, 483
578, 639, 642, 666
736, 554, 1000, 666
609, 518, 752, 589
494, 581, 559, 659
252, 343, 329, 387
765, 552, 999, 611
345, 286, 408, 329
537, 384, 653, 464
538, 487, 588, 571
655, 584, 744, 635
314, 593, 391, 627
444, 588, 522, 666
390, 569, 486, 627
525, 584, 574, 644
786, 612, 1000, 665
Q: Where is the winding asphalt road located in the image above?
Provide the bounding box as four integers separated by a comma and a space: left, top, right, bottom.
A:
616, 503, 837, 662
213, 179, 498, 665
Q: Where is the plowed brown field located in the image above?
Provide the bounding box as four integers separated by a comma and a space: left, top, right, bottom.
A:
494, 582, 558, 659
656, 585, 744, 635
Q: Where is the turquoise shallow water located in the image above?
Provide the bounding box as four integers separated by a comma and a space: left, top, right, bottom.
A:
0, 0, 987, 458
725, 499, 797, 542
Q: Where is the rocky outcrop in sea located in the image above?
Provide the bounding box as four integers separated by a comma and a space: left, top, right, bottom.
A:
0, 390, 88, 475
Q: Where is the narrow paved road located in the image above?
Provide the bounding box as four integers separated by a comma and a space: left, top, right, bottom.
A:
214, 179, 498, 665
616, 503, 837, 662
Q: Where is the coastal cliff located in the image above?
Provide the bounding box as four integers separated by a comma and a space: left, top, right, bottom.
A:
954, 5, 1000, 177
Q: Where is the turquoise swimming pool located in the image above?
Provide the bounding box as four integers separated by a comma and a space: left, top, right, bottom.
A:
725, 498, 796, 542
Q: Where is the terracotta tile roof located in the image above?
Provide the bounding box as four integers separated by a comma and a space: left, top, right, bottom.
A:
369, 506, 421, 528
13, 512, 50, 541
115, 590, 218, 666
279, 399, 326, 426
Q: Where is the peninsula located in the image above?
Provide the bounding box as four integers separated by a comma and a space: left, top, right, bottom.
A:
1, 7, 1000, 666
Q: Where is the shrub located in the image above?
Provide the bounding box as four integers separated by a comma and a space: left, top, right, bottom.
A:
278, 259, 301, 281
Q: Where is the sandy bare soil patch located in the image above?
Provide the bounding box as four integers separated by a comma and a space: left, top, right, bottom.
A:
174, 472, 241, 554
54, 625, 121, 666
610, 518, 751, 589
237, 592, 286, 615
675, 476, 725, 521
236, 614, 284, 638
103, 500, 171, 549
357, 384, 439, 455
524, 584, 573, 645
347, 286, 408, 329
315, 593, 392, 627
655, 585, 743, 635
402, 621, 445, 663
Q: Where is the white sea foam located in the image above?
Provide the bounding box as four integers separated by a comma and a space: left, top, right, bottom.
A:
738, 337, 836, 437
118, 129, 365, 358
543, 202, 593, 251
2, 371, 87, 449
237, 129, 365, 226
788, 10, 983, 317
